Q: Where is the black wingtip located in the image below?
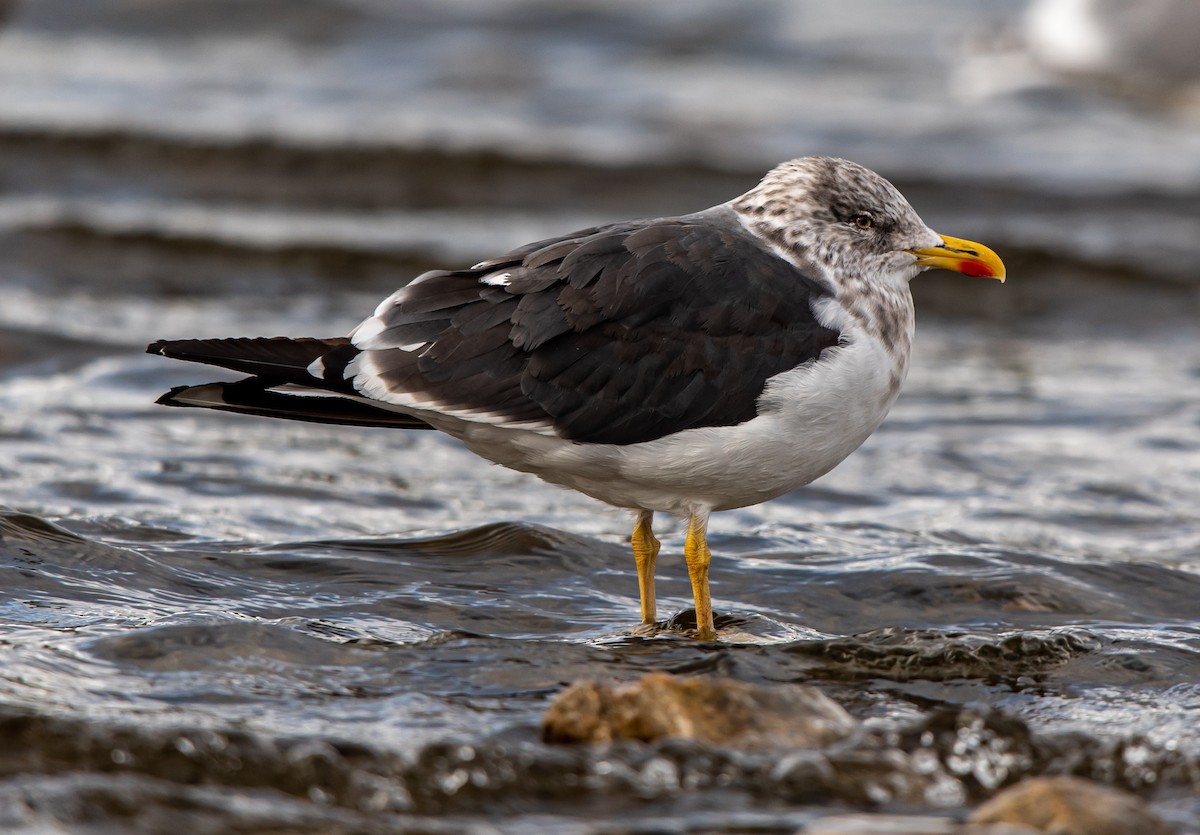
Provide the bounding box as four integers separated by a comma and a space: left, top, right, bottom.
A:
154, 385, 191, 406
146, 340, 168, 356
150, 380, 436, 429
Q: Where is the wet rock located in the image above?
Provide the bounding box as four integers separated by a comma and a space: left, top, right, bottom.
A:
0, 707, 412, 814
903, 709, 1038, 798
789, 627, 1098, 682
968, 776, 1173, 835
541, 672, 857, 749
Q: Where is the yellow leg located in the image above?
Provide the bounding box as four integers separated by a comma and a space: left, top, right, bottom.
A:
684, 510, 715, 640
631, 510, 660, 624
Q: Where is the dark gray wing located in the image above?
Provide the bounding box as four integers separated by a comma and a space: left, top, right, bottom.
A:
353, 210, 841, 445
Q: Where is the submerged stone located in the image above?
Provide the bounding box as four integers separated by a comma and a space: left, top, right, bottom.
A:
541, 671, 857, 749
789, 627, 1099, 682
968, 775, 1172, 835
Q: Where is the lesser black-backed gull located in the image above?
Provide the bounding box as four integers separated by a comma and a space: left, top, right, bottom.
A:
148, 156, 1005, 640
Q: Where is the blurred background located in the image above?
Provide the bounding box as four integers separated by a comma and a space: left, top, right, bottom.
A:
0, 1, 1198, 833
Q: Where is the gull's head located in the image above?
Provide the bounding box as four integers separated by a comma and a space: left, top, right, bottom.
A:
733, 156, 1005, 286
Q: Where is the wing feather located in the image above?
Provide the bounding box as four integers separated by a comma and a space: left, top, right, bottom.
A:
350, 209, 841, 445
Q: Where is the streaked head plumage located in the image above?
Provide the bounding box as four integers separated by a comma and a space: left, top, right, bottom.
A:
732, 156, 941, 284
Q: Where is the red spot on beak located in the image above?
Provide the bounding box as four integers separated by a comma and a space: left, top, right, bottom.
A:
959, 259, 994, 278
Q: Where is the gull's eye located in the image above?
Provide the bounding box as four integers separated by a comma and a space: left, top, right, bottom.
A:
850, 212, 875, 231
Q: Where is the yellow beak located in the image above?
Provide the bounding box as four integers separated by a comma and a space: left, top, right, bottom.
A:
908, 234, 1006, 282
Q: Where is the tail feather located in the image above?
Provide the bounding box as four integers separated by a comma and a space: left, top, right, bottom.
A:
149, 335, 432, 430
147, 336, 358, 392
156, 380, 434, 430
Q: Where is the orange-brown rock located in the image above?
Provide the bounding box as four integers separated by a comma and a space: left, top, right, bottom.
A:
968, 775, 1172, 835
541, 671, 857, 749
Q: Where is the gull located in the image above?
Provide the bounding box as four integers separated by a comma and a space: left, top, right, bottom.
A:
148, 156, 1005, 640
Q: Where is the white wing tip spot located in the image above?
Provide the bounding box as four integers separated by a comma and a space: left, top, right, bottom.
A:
481, 271, 512, 287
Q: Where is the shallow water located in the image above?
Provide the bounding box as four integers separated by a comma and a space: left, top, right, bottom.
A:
1, 1, 1200, 832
